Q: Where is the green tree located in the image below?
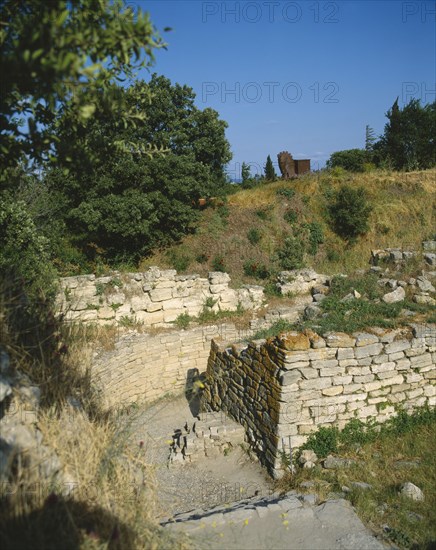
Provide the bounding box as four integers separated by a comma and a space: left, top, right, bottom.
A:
378, 98, 435, 170
326, 149, 368, 172
44, 77, 232, 264
277, 235, 305, 270
241, 162, 251, 184
264, 155, 277, 181
328, 185, 372, 242
0, 0, 165, 174
365, 125, 377, 153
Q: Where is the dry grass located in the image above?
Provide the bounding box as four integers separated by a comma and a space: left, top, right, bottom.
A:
0, 406, 187, 550
0, 288, 189, 550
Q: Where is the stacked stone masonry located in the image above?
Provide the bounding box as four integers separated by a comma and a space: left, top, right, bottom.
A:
90, 305, 307, 410
370, 240, 436, 267
57, 268, 264, 326
92, 323, 260, 408
202, 324, 436, 478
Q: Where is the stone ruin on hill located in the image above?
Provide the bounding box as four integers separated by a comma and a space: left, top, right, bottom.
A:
277, 151, 311, 179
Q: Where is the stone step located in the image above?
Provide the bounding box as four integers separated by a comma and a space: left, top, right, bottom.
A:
161, 492, 386, 549
168, 411, 246, 465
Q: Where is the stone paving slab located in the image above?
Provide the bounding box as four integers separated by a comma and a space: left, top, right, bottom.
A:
162, 493, 388, 549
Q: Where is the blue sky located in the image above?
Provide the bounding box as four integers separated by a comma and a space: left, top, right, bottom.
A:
135, 0, 435, 177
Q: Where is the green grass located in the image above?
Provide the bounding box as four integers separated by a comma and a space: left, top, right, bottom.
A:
251, 319, 295, 340
278, 408, 436, 549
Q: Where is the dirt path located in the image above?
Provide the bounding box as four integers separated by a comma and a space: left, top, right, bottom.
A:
128, 394, 274, 519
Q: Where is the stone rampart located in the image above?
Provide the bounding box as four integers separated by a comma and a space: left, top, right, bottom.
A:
57, 268, 264, 326
202, 324, 436, 478
91, 323, 259, 408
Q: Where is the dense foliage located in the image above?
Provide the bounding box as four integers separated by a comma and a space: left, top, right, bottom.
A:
44, 76, 232, 266
377, 98, 436, 170
0, 0, 165, 174
326, 148, 368, 172
327, 98, 435, 172
1, 0, 231, 271
328, 185, 372, 242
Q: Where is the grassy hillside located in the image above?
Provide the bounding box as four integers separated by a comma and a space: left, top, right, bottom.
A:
140, 168, 436, 285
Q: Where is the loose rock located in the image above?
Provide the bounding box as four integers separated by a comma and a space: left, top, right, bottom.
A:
400, 482, 424, 501
382, 286, 405, 304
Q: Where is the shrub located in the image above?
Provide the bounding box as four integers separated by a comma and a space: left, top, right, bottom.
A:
264, 280, 281, 297
247, 227, 261, 245
299, 426, 339, 458
284, 208, 298, 225
0, 200, 57, 303
277, 235, 305, 270
217, 204, 230, 221
329, 166, 347, 179
255, 206, 273, 221
243, 260, 270, 279
211, 254, 226, 272
276, 188, 295, 200
328, 185, 372, 242
326, 249, 340, 263
327, 149, 368, 172
304, 221, 324, 255
195, 252, 209, 264
167, 250, 190, 272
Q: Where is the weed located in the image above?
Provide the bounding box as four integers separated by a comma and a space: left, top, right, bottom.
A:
247, 227, 261, 245
284, 209, 299, 225
118, 315, 139, 328
276, 188, 296, 200
110, 302, 123, 311
109, 277, 123, 288
243, 260, 270, 279
264, 280, 282, 297
255, 205, 273, 221
204, 296, 217, 308
174, 312, 192, 329
211, 254, 226, 272
196, 252, 209, 264
251, 319, 295, 340
299, 426, 339, 458
95, 282, 105, 296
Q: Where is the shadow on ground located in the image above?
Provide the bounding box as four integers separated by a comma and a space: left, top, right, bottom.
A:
0, 495, 135, 550
185, 367, 207, 418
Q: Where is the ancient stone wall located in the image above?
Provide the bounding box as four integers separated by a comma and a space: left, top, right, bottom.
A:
203, 324, 436, 478
57, 268, 264, 326
89, 303, 307, 410
91, 323, 258, 408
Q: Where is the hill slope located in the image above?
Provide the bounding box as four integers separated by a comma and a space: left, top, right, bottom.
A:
140, 168, 436, 286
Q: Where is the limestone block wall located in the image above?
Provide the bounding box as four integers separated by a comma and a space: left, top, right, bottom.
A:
203, 324, 436, 478
57, 267, 264, 326
91, 323, 258, 409
277, 269, 329, 296
371, 239, 436, 266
